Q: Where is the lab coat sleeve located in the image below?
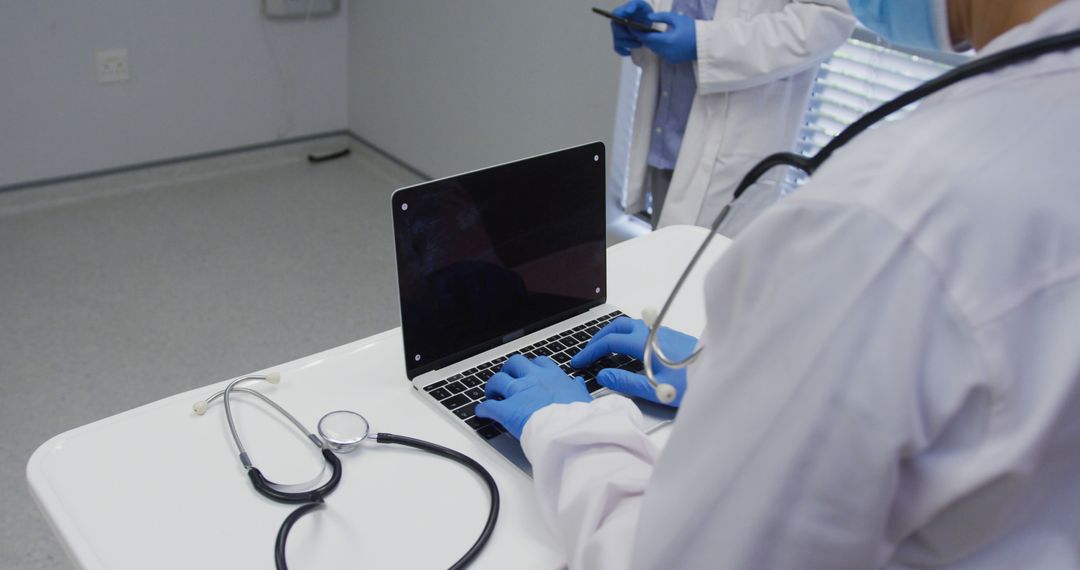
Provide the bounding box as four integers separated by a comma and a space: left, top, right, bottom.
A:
630, 198, 989, 568
520, 396, 661, 570
695, 0, 855, 93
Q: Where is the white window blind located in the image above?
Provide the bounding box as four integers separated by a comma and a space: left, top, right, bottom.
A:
719, 32, 964, 235
617, 30, 968, 234
797, 32, 957, 160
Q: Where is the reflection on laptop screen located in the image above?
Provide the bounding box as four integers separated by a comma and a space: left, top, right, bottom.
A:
392, 142, 607, 378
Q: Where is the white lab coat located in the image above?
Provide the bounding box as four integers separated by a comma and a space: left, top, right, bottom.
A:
523, 2, 1080, 568
624, 0, 854, 229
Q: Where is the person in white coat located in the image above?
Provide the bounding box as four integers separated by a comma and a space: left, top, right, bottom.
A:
476, 0, 1080, 567
613, 0, 854, 229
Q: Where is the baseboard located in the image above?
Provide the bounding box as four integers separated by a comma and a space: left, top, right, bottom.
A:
342, 131, 432, 181
0, 130, 434, 194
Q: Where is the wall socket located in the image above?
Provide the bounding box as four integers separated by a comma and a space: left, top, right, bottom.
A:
96, 49, 129, 84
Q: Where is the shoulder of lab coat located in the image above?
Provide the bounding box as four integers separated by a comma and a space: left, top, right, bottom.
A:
525, 5, 1080, 566
694, 0, 855, 94
521, 395, 660, 570
632, 195, 993, 569
636, 16, 1080, 565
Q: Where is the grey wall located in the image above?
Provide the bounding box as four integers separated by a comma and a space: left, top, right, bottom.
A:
347, 0, 625, 179
0, 1, 348, 188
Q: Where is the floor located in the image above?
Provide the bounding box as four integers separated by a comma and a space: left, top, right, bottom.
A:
0, 136, 423, 569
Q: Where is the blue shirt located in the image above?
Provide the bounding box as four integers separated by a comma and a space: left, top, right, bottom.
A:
646, 0, 717, 170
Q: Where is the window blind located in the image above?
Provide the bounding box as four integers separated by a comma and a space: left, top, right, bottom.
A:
720, 31, 964, 235
616, 29, 968, 233
797, 34, 957, 160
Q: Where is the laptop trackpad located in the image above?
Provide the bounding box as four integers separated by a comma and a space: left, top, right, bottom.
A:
489, 434, 533, 477
626, 394, 677, 433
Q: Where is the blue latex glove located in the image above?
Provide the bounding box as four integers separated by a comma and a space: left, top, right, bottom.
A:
640, 11, 698, 64
475, 354, 592, 439
570, 316, 697, 407
610, 0, 653, 56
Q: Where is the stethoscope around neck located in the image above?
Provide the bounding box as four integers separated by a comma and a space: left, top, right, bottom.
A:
640, 28, 1080, 404
193, 373, 500, 570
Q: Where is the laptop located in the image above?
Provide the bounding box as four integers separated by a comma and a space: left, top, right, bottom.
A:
391, 141, 675, 475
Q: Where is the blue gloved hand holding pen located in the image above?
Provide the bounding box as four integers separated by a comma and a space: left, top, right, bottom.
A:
571, 317, 697, 407
640, 11, 698, 64
611, 0, 653, 55
610, 1, 697, 64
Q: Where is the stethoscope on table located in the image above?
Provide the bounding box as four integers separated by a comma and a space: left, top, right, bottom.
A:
640, 28, 1080, 404
193, 373, 499, 570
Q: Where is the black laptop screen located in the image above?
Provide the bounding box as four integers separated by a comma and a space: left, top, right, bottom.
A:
392, 142, 607, 378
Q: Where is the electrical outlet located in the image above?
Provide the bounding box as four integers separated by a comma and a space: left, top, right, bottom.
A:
96, 49, 129, 84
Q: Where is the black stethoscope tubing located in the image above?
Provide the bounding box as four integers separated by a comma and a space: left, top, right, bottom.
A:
197, 378, 499, 570
272, 433, 500, 570
250, 447, 343, 504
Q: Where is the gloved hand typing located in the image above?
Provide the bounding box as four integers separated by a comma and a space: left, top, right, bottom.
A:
640, 11, 697, 64
475, 354, 592, 439
610, 0, 654, 56
570, 317, 697, 407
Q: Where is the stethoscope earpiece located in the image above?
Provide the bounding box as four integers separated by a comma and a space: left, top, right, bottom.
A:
641, 307, 659, 328
641, 308, 679, 403
655, 383, 677, 404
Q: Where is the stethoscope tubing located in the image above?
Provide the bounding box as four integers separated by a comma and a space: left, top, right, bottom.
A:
375, 433, 501, 570
275, 500, 326, 570
250, 448, 342, 504
205, 376, 344, 503
203, 383, 321, 465
196, 379, 501, 570
271, 434, 500, 570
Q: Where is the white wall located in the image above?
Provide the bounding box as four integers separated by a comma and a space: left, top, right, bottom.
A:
347, 0, 624, 179
0, 1, 348, 188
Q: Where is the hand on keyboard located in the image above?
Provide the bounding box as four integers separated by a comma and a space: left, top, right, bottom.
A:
475, 354, 592, 439
570, 316, 697, 407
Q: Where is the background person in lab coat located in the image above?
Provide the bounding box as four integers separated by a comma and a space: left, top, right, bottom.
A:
611, 0, 854, 229
477, 0, 1080, 567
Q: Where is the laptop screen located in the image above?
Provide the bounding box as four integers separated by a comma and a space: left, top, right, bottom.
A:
392, 142, 607, 378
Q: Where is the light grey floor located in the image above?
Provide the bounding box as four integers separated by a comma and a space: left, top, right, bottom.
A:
0, 136, 423, 569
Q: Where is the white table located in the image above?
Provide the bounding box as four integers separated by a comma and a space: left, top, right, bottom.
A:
28, 225, 730, 569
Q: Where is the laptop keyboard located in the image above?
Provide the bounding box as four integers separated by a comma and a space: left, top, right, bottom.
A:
422, 310, 644, 440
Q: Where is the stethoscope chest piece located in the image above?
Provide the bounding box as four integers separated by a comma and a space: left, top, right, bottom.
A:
318, 410, 370, 453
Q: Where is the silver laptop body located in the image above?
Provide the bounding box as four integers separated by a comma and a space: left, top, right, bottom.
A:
391, 142, 673, 475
